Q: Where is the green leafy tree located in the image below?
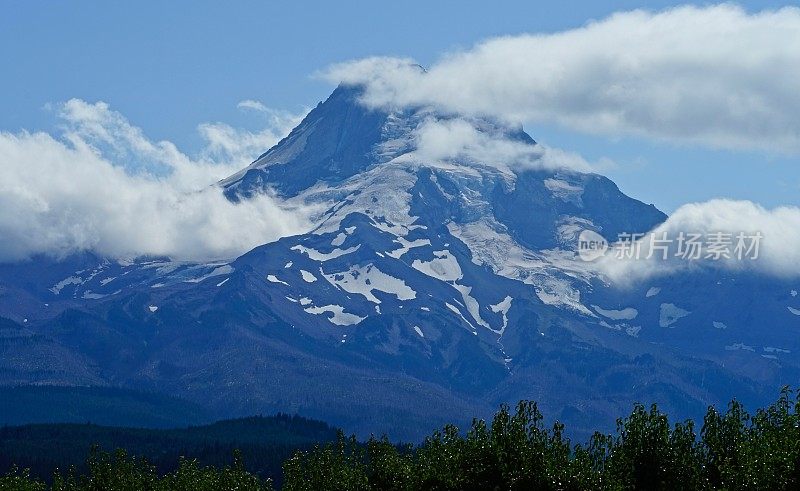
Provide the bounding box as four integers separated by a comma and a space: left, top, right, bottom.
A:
0, 466, 46, 491
283, 432, 368, 491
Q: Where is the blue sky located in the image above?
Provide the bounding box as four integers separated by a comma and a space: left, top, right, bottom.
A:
2, 0, 797, 213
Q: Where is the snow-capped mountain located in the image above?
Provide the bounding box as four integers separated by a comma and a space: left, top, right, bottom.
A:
1, 85, 798, 440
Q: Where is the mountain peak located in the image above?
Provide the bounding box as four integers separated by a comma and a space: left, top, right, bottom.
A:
221, 84, 392, 199
220, 83, 542, 200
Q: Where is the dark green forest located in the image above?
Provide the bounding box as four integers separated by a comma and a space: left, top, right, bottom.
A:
0, 414, 338, 488
3, 388, 800, 490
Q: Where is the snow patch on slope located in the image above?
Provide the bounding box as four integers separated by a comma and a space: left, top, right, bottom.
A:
184, 265, 233, 284
411, 250, 463, 282
490, 296, 513, 334
454, 284, 492, 331
660, 303, 690, 327
592, 305, 638, 320
267, 274, 288, 285
387, 237, 431, 259
291, 244, 360, 261
50, 276, 82, 295
324, 264, 416, 304
725, 342, 755, 352
304, 304, 365, 326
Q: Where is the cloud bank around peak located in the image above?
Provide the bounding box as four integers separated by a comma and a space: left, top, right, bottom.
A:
324, 4, 800, 153
0, 100, 313, 263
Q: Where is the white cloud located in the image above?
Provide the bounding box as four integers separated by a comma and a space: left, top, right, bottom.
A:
199, 103, 305, 172
394, 116, 607, 173
405, 117, 594, 172
237, 99, 268, 112
324, 4, 800, 153
595, 199, 800, 281
0, 100, 314, 263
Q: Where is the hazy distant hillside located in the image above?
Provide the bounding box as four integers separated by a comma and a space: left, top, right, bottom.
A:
0, 385, 211, 428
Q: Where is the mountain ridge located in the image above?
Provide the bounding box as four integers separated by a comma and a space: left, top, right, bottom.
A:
0, 84, 797, 441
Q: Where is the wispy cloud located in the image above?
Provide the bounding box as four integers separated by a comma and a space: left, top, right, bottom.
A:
200, 101, 305, 169
237, 99, 269, 112
324, 4, 800, 154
